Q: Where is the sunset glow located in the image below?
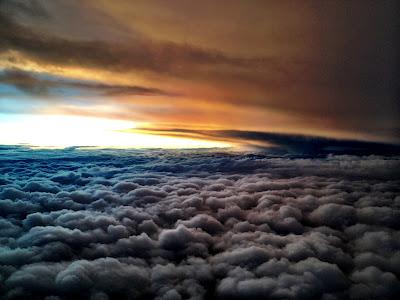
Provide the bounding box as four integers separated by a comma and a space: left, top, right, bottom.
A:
0, 0, 398, 148
0, 114, 231, 148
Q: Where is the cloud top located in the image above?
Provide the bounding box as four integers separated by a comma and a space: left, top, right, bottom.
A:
0, 147, 399, 299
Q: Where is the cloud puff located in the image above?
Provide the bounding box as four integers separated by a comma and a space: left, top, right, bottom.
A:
0, 147, 399, 299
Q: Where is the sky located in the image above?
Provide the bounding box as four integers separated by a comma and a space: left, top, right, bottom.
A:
0, 0, 399, 148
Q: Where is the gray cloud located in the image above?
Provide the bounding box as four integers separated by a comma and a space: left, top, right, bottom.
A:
0, 147, 399, 299
0, 69, 176, 98
136, 128, 400, 156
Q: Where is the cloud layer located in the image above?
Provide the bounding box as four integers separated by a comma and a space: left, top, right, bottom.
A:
0, 147, 399, 299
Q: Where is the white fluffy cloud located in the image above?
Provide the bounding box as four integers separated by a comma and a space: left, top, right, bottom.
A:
0, 147, 399, 299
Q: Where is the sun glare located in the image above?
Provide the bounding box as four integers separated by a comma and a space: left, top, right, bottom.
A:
0, 114, 231, 149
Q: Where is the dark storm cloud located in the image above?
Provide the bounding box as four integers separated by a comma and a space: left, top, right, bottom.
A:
137, 128, 400, 156
0, 0, 398, 141
0, 147, 399, 299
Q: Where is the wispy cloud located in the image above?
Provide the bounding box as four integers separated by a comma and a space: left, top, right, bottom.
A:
0, 69, 177, 98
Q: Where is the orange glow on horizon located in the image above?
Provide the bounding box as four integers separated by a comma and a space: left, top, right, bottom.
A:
0, 114, 233, 149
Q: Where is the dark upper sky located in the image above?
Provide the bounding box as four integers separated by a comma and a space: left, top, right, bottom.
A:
0, 0, 399, 147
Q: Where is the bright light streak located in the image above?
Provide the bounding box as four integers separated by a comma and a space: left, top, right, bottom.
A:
0, 114, 230, 148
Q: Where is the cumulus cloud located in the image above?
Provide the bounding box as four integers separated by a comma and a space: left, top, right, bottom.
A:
0, 146, 399, 299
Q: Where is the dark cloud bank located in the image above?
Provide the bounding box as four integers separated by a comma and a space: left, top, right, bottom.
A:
0, 147, 400, 299
137, 128, 400, 156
